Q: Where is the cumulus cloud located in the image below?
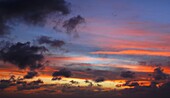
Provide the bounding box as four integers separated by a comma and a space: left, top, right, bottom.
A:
0, 0, 70, 36
36, 36, 65, 48
120, 71, 135, 78
0, 42, 47, 69
52, 68, 72, 78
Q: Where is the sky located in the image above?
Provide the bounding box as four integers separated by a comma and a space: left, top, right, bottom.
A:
0, 0, 170, 98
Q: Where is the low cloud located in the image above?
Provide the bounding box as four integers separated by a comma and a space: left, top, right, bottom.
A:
17, 79, 43, 91
24, 71, 38, 79
94, 77, 105, 83
153, 67, 168, 80
52, 68, 72, 78
123, 81, 139, 87
120, 71, 135, 78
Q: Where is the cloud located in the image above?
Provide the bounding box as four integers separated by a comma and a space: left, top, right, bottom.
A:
51, 77, 62, 81
36, 36, 65, 48
0, 79, 12, 90
123, 81, 139, 87
153, 67, 168, 80
160, 82, 170, 90
90, 50, 170, 57
0, 75, 16, 90
120, 71, 135, 78
94, 77, 105, 83
17, 79, 43, 91
150, 81, 158, 88
24, 71, 38, 79
52, 68, 72, 78
70, 80, 79, 84
63, 15, 85, 33
0, 42, 47, 69
0, 0, 70, 36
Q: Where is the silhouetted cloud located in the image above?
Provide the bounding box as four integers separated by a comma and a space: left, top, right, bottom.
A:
51, 77, 62, 81
0, 75, 16, 90
123, 81, 139, 87
0, 80, 12, 90
120, 71, 135, 78
30, 79, 43, 85
52, 68, 72, 78
153, 67, 168, 80
63, 15, 85, 33
17, 79, 43, 91
94, 77, 105, 82
24, 71, 38, 79
70, 80, 79, 84
160, 82, 170, 90
0, 42, 47, 69
150, 81, 158, 88
36, 36, 65, 48
0, 0, 70, 36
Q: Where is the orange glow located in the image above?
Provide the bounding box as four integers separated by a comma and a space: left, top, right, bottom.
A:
90, 50, 170, 57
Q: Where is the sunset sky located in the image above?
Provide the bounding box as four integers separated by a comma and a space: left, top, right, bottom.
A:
0, 0, 170, 98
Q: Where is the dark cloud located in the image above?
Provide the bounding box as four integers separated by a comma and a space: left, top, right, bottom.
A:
17, 79, 43, 91
0, 42, 47, 69
84, 79, 90, 83
70, 80, 79, 84
24, 71, 38, 79
0, 75, 16, 90
36, 36, 65, 48
16, 80, 26, 85
97, 84, 102, 87
63, 15, 85, 33
137, 56, 170, 67
0, 80, 12, 90
84, 80, 93, 87
120, 71, 135, 78
0, 0, 70, 36
52, 68, 72, 78
30, 79, 43, 85
123, 81, 139, 87
94, 77, 105, 83
51, 77, 62, 81
153, 67, 168, 80
160, 82, 170, 90
150, 81, 158, 88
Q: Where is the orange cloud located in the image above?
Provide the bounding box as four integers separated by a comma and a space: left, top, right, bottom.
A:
112, 64, 170, 74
